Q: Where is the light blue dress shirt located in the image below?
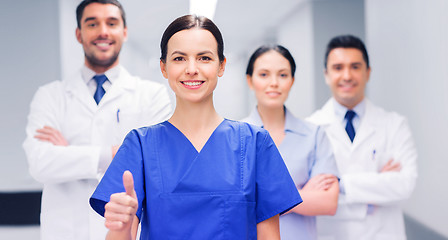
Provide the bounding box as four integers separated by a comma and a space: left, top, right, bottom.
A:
242, 107, 339, 240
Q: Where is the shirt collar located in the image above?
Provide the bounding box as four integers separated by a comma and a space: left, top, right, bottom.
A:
247, 106, 307, 135
81, 64, 121, 85
332, 98, 366, 122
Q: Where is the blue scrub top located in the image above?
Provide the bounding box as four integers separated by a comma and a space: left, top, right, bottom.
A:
243, 107, 339, 240
90, 119, 302, 239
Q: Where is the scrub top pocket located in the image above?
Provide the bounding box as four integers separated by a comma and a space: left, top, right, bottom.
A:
152, 193, 256, 239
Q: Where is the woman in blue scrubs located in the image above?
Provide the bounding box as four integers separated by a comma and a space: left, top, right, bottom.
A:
90, 16, 301, 240
242, 45, 339, 240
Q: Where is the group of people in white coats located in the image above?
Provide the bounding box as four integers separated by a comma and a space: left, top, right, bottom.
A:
22, 0, 418, 239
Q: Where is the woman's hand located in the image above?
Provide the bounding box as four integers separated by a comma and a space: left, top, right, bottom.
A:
302, 174, 338, 191
104, 171, 138, 239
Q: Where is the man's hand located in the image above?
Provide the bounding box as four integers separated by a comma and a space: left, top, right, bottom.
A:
381, 159, 402, 172
34, 126, 68, 146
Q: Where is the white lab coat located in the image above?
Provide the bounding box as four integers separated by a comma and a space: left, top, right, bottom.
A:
307, 98, 417, 240
23, 66, 172, 240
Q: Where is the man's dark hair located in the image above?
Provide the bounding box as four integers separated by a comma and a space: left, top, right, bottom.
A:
76, 0, 126, 29
324, 35, 369, 69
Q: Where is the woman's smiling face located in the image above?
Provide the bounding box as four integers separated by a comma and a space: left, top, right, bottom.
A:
247, 50, 294, 109
160, 28, 226, 104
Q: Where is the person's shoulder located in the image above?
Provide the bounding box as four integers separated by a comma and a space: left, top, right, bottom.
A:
32, 80, 66, 100
37, 80, 64, 91
306, 99, 334, 125
135, 121, 168, 133
367, 101, 407, 122
294, 117, 320, 135
226, 119, 267, 135
124, 121, 168, 142
225, 119, 272, 147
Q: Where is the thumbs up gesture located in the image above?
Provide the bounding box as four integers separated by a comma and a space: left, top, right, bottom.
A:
104, 170, 138, 232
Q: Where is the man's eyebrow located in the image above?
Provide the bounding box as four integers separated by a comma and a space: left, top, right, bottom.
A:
84, 17, 96, 23
84, 17, 120, 22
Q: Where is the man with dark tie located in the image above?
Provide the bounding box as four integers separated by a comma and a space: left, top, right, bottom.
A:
307, 35, 417, 240
22, 1, 171, 239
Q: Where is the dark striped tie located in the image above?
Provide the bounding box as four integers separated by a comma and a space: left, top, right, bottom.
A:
345, 110, 356, 142
93, 74, 107, 104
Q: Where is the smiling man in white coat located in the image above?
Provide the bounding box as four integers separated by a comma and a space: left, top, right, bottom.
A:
22, 0, 171, 239
307, 35, 417, 240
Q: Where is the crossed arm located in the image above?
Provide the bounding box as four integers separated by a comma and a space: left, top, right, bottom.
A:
34, 125, 119, 158
289, 173, 339, 216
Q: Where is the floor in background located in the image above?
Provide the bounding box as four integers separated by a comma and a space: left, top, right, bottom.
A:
0, 226, 40, 240
405, 214, 448, 240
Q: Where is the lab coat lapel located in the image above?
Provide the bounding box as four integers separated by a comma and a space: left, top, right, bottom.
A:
317, 99, 353, 150
352, 100, 376, 149
326, 120, 353, 150
98, 68, 136, 107
64, 72, 97, 113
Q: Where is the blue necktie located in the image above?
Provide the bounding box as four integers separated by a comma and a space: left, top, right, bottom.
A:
93, 74, 107, 104
345, 110, 356, 142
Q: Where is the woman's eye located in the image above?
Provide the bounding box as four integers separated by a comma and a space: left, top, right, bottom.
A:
173, 57, 184, 61
200, 56, 211, 61
280, 73, 288, 78
259, 73, 267, 77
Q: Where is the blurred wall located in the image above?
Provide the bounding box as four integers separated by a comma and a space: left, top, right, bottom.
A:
0, 0, 60, 191
366, 0, 448, 237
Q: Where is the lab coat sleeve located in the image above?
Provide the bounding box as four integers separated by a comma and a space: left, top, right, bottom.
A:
23, 83, 102, 184
342, 116, 418, 205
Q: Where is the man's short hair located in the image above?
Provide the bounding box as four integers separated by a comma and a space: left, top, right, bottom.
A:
324, 35, 369, 69
76, 0, 126, 29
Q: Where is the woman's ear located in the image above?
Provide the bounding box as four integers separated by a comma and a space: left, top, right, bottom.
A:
218, 58, 226, 77
160, 60, 168, 79
246, 75, 254, 90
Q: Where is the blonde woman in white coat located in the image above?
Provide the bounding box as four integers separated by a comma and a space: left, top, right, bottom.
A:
307, 35, 418, 240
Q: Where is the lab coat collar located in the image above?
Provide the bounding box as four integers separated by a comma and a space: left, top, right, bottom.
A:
63, 66, 138, 112
93, 66, 138, 107
320, 98, 376, 149
81, 65, 120, 86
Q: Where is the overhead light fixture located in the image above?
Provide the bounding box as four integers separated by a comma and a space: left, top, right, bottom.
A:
189, 0, 218, 20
